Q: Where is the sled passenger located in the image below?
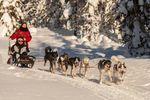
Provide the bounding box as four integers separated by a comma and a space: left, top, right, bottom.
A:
9, 22, 32, 52
11, 37, 28, 63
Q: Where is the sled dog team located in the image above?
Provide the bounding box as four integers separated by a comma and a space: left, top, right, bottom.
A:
44, 46, 127, 84
8, 41, 127, 84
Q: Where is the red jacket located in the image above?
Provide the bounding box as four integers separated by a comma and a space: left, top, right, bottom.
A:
10, 29, 32, 47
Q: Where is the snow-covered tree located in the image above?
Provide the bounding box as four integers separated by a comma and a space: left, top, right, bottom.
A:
75, 0, 100, 42
22, 0, 64, 28
61, 0, 121, 42
97, 0, 121, 42
61, 0, 100, 42
0, 0, 24, 36
114, 0, 150, 56
20, 0, 40, 26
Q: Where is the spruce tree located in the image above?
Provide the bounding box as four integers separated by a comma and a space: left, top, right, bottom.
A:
0, 0, 24, 36
114, 0, 150, 56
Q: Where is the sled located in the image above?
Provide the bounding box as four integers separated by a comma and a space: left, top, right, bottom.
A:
16, 55, 36, 68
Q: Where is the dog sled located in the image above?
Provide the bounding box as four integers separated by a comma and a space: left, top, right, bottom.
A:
16, 54, 36, 68
7, 40, 36, 68
7, 52, 36, 68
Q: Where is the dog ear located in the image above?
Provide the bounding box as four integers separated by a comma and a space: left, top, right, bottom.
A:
123, 62, 127, 68
117, 62, 121, 67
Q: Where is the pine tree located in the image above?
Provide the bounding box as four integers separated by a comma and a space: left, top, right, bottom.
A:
21, 0, 41, 26
62, 0, 121, 42
67, 0, 100, 42
97, 0, 121, 42
0, 0, 24, 36
23, 0, 64, 28
114, 0, 150, 56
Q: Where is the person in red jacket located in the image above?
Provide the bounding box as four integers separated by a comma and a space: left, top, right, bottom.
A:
10, 22, 32, 52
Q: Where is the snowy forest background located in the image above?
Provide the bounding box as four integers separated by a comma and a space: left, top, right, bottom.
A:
0, 0, 150, 57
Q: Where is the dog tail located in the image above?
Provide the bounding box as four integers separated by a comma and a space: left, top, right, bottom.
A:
83, 57, 89, 64
111, 55, 120, 62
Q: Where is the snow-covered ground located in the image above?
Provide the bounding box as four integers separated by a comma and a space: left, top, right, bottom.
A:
0, 28, 150, 100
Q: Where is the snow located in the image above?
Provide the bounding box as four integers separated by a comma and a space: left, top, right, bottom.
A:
127, 1, 134, 10
63, 2, 72, 19
146, 0, 150, 3
138, 0, 144, 5
1, 12, 12, 25
0, 28, 150, 100
142, 83, 150, 87
60, 0, 65, 6
119, 4, 128, 15
88, 0, 99, 7
3, 1, 10, 8
29, 27, 38, 36
0, 25, 8, 37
